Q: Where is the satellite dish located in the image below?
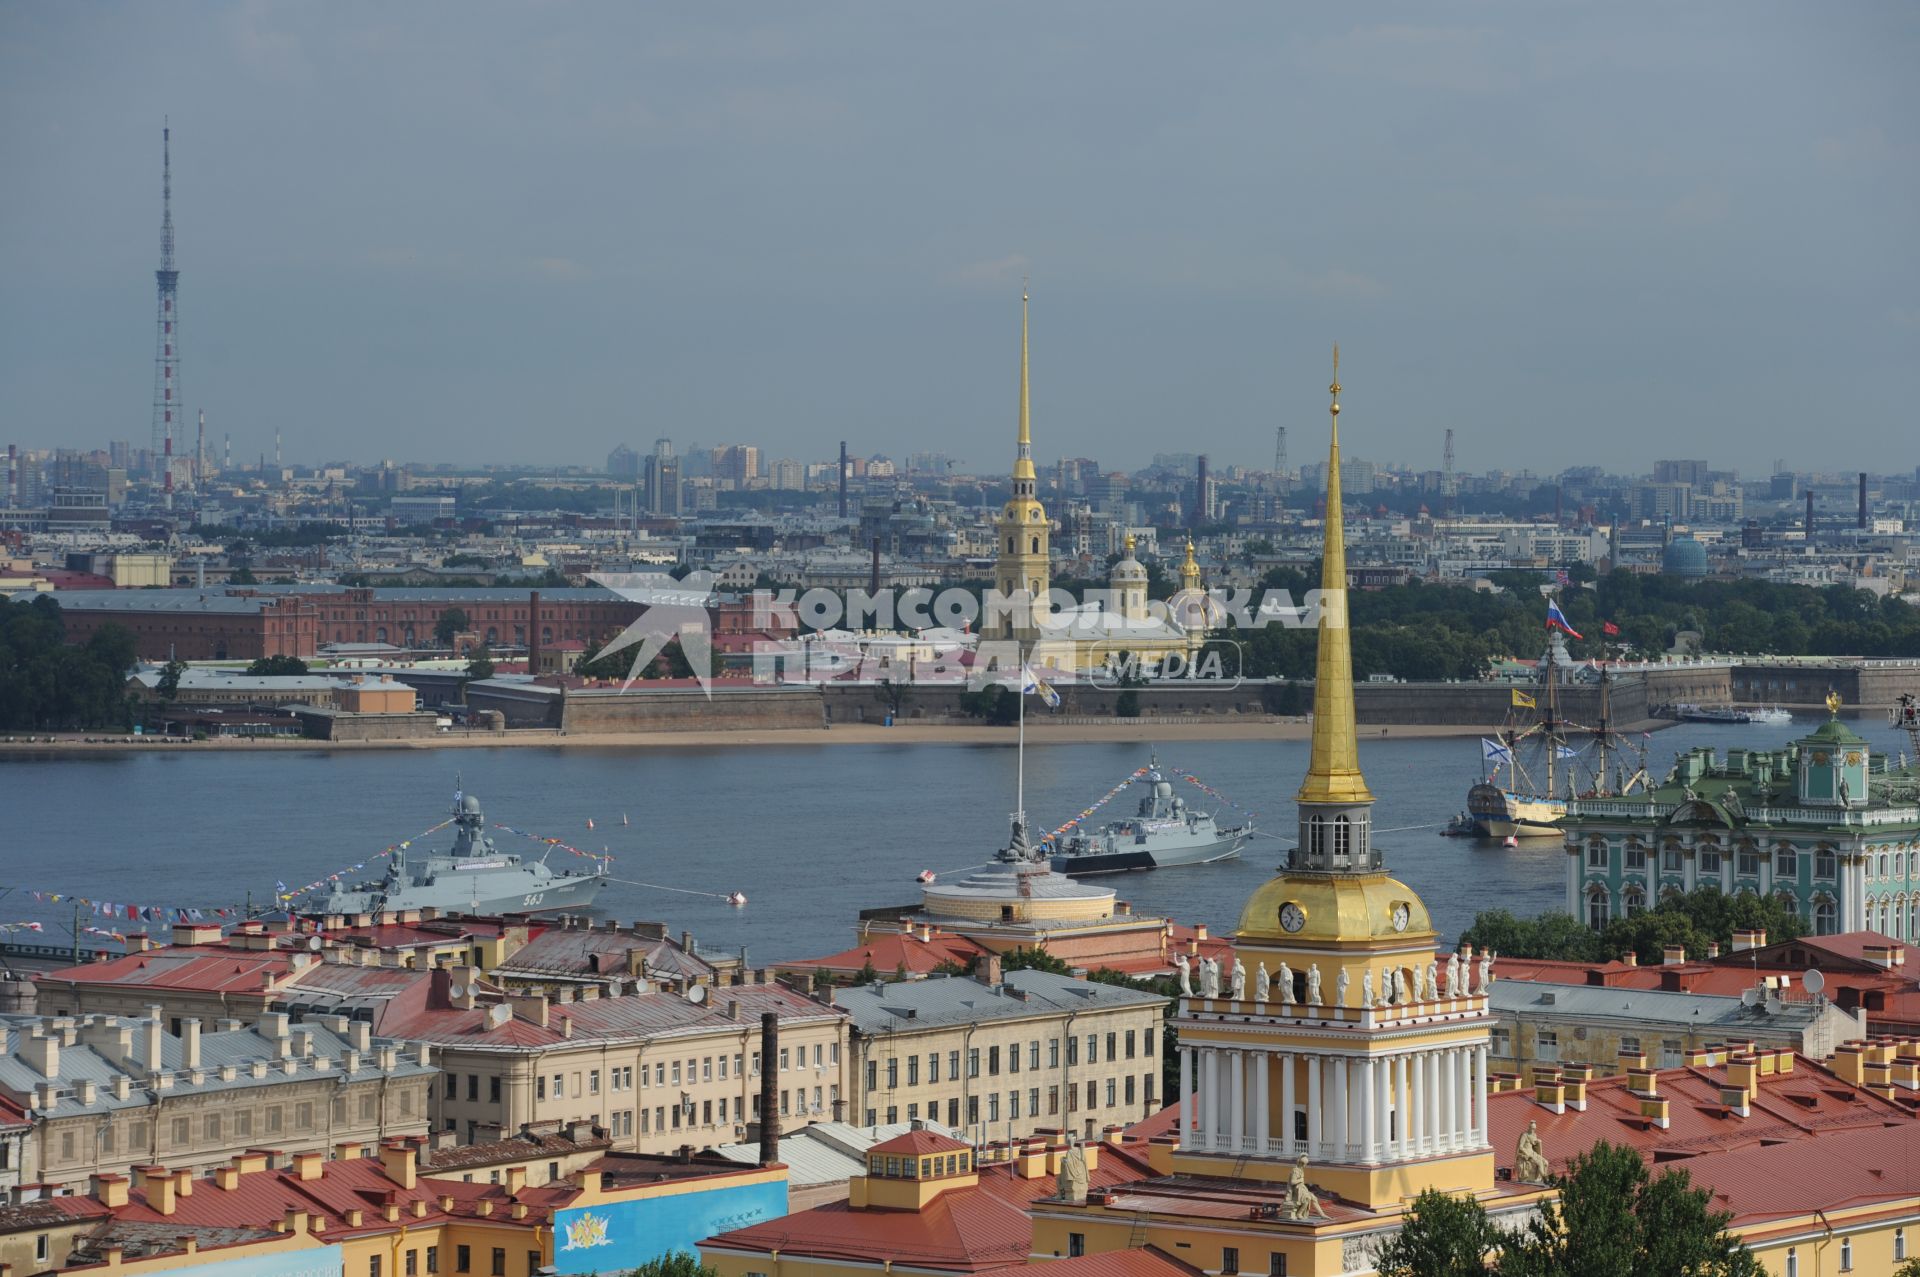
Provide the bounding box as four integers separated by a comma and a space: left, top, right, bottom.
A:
1803, 969, 1827, 995
1740, 988, 1760, 1007
686, 985, 707, 1005
307, 936, 323, 951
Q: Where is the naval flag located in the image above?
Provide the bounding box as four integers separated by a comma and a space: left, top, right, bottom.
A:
1022, 665, 1062, 709
1546, 600, 1583, 639
1482, 738, 1514, 765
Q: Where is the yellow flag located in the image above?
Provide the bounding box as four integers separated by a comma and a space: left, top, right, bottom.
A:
1512, 689, 1537, 709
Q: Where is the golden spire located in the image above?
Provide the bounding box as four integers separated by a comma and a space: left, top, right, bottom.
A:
1181, 538, 1201, 590
1013, 289, 1036, 484
1124, 532, 1137, 556
1298, 343, 1373, 806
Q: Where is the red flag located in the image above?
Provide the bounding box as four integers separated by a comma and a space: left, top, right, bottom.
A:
1603, 621, 1620, 636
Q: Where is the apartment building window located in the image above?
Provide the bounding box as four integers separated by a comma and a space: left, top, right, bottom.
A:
371, 1255, 382, 1277
1087, 1034, 1099, 1065
1049, 1039, 1060, 1068
703, 1058, 713, 1083
1125, 1030, 1137, 1059
948, 1098, 960, 1127
536, 1077, 547, 1101
266, 1106, 282, 1133
1896, 1227, 1906, 1260
1086, 1080, 1097, 1109
236, 1110, 252, 1137
589, 1070, 601, 1095
446, 1075, 457, 1100
865, 1109, 878, 1126
1010, 1091, 1021, 1120
406, 1250, 418, 1276
1624, 844, 1647, 871
887, 1058, 899, 1088
988, 1094, 1000, 1123
490, 1077, 501, 1103
426, 1246, 438, 1273
527, 1254, 539, 1277
1068, 1234, 1086, 1258
1536, 1031, 1559, 1062
703, 1100, 713, 1126
456, 1245, 471, 1274
672, 1062, 682, 1086
660, 1062, 670, 1084
719, 1055, 729, 1081
1066, 1037, 1078, 1066
866, 1060, 878, 1091
988, 1045, 1001, 1076
172, 1118, 190, 1146
1662, 848, 1683, 872
928, 1054, 941, 1084
967, 1097, 979, 1124
1125, 1075, 1136, 1105
1105, 1032, 1117, 1061
907, 1056, 919, 1086
361, 1093, 378, 1120
780, 1048, 791, 1071
1105, 1078, 1116, 1107
1009, 1044, 1020, 1074
908, 1103, 919, 1122
1268, 1254, 1287, 1276
671, 1105, 682, 1130
1029, 1087, 1040, 1116
736, 1052, 746, 1075
1049, 1086, 1060, 1115
1144, 1073, 1156, 1106
1738, 851, 1761, 877
1660, 1039, 1684, 1068
1222, 1247, 1239, 1274
1620, 1036, 1641, 1057
1840, 1237, 1852, 1271
1817, 851, 1837, 880
948, 1050, 960, 1079
1146, 1027, 1156, 1058
831, 1043, 841, 1065
781, 1090, 791, 1116
205, 1114, 221, 1141
1587, 842, 1610, 869
1777, 848, 1797, 876
968, 1049, 981, 1078
1029, 1041, 1040, 1070
491, 1248, 506, 1277
815, 1044, 825, 1068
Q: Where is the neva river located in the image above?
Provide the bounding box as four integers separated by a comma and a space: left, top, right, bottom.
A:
1, 721, 1825, 964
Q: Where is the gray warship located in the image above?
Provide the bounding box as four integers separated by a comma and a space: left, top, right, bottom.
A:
315, 790, 609, 916
1047, 759, 1251, 875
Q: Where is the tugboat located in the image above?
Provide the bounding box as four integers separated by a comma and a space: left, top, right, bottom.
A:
1048, 758, 1251, 875
314, 789, 609, 917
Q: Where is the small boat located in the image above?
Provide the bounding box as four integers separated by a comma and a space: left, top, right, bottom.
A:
1048, 756, 1250, 875
1670, 703, 1750, 724
1747, 706, 1794, 726
726, 891, 748, 907
917, 870, 937, 883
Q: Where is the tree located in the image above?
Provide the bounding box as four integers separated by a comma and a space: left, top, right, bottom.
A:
1375, 1188, 1502, 1277
959, 685, 1020, 725
1459, 909, 1602, 963
1114, 688, 1142, 718
228, 561, 258, 585
435, 607, 470, 647
247, 655, 309, 676
466, 645, 495, 682
1895, 1260, 1920, 1277
1001, 946, 1072, 975
1499, 1142, 1762, 1277
623, 1252, 720, 1277
156, 659, 187, 706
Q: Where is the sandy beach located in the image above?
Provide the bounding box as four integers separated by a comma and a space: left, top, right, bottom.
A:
0, 718, 1669, 753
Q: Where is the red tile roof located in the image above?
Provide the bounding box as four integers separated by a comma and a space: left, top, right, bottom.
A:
1022, 1248, 1203, 1277
704, 1144, 1159, 1272
868, 1129, 971, 1157
783, 933, 988, 978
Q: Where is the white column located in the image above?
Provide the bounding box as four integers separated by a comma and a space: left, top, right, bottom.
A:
1179, 1047, 1193, 1146
1280, 1052, 1296, 1157
1229, 1050, 1246, 1154
1474, 1046, 1490, 1148
1348, 1059, 1363, 1161
1254, 1051, 1271, 1156
1441, 1049, 1458, 1152
1328, 1057, 1347, 1161
1684, 850, 1697, 892
1360, 1059, 1377, 1163
1377, 1058, 1393, 1161
1200, 1049, 1218, 1152
1306, 1055, 1322, 1158
1396, 1055, 1413, 1160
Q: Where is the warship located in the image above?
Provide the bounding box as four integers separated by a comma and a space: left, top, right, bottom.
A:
314, 790, 609, 916
1047, 758, 1251, 875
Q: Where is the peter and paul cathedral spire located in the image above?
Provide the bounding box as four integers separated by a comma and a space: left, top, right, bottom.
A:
990, 289, 1050, 640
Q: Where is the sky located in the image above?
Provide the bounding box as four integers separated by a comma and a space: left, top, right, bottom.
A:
1, 3, 1915, 477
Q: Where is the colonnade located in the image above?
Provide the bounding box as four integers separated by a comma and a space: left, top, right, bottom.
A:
1177, 1043, 1489, 1163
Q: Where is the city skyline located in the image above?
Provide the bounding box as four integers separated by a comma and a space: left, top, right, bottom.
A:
2, 3, 1915, 474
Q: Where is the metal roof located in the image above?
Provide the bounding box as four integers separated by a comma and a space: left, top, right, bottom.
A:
1487, 977, 1836, 1030
835, 971, 1167, 1037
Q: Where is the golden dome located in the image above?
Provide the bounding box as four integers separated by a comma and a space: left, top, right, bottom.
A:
1236, 872, 1435, 946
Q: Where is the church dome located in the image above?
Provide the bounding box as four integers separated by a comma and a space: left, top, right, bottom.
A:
1235, 873, 1435, 946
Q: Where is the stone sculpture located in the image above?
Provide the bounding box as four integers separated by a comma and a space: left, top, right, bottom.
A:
1230, 957, 1248, 1001
1057, 1137, 1090, 1201
1285, 1155, 1331, 1220
1306, 964, 1322, 1006
1254, 962, 1270, 1003
1335, 966, 1349, 1007
1174, 953, 1192, 997
1278, 961, 1296, 1005
1514, 1120, 1550, 1184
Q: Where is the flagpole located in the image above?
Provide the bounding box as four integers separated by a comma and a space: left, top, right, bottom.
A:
1017, 655, 1027, 834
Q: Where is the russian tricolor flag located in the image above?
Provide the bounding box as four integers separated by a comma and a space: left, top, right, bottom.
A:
1546, 599, 1583, 639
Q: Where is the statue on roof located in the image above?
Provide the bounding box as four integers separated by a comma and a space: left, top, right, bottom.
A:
1479, 950, 1497, 994
1277, 961, 1295, 1005
1200, 956, 1221, 999
1254, 961, 1271, 1003
1285, 1155, 1331, 1220
1230, 957, 1248, 1001
1057, 1137, 1089, 1203
1514, 1120, 1550, 1184
1360, 969, 1373, 1009
1174, 952, 1192, 997
1306, 963, 1323, 1006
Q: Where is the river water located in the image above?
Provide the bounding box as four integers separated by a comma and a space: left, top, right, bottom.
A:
0, 720, 1831, 963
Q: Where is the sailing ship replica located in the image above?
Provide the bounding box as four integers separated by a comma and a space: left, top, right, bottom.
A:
1465, 632, 1649, 839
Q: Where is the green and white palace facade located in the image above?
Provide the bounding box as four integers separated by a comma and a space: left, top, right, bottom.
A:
1564, 710, 1920, 938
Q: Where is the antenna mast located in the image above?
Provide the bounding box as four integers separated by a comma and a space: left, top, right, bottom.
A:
1442, 428, 1457, 510
150, 120, 182, 482
1273, 424, 1287, 494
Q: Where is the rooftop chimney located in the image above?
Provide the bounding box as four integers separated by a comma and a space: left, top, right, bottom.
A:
181, 1019, 201, 1070
379, 1139, 416, 1190
759, 1012, 780, 1166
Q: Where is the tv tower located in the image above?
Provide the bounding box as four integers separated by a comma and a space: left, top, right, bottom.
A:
150, 121, 181, 478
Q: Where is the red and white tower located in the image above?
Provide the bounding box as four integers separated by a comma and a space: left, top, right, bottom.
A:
150, 121, 181, 478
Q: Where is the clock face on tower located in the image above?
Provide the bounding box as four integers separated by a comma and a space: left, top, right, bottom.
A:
1279, 903, 1307, 933
1391, 903, 1410, 932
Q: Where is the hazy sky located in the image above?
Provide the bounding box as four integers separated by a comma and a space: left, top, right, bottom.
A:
2, 3, 1915, 476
